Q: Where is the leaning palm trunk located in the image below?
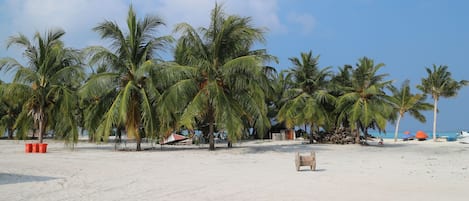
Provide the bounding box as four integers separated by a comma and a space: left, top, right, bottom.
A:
432, 98, 438, 141
394, 114, 402, 142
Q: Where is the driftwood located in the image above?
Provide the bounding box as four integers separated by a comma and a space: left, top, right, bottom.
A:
312, 128, 357, 144
295, 151, 316, 171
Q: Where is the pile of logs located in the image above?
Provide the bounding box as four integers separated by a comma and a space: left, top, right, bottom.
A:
325, 132, 355, 144
312, 128, 355, 144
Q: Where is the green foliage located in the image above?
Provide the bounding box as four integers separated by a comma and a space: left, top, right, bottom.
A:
277, 51, 334, 139
388, 79, 433, 141
161, 3, 274, 150
0, 3, 467, 149
417, 64, 468, 141
0, 29, 85, 144
80, 5, 171, 150
417, 65, 468, 100
335, 57, 393, 143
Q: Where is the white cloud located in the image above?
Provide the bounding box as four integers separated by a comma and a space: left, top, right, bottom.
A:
1, 0, 289, 48
135, 0, 288, 34
287, 12, 316, 35
0, 0, 293, 59
0, 0, 293, 82
3, 0, 129, 48
224, 0, 287, 34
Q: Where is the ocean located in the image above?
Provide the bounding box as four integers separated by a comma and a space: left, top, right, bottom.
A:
369, 131, 461, 139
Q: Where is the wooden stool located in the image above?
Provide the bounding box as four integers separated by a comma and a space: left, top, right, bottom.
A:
295, 151, 316, 171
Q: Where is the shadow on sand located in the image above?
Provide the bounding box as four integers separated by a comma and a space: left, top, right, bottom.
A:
239, 143, 330, 154
296, 168, 326, 172
0, 173, 59, 185
68, 139, 421, 152
145, 140, 332, 153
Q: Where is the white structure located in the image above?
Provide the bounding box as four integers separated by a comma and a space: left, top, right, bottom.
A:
458, 131, 469, 143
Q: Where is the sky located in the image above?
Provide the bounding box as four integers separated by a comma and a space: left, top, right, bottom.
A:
0, 0, 468, 133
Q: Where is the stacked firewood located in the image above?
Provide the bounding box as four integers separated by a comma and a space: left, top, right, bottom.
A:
312, 128, 355, 144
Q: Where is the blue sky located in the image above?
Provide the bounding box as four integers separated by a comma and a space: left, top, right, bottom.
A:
1, 0, 468, 133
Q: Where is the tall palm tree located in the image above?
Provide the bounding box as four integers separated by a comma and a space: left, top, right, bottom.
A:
266, 70, 290, 130
80, 6, 172, 151
389, 80, 432, 142
336, 57, 393, 144
0, 29, 84, 144
417, 65, 468, 141
160, 3, 274, 150
277, 51, 334, 143
327, 65, 354, 132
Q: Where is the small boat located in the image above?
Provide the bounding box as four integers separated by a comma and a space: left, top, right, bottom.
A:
458, 131, 469, 144
415, 130, 428, 141
161, 133, 188, 145
458, 131, 469, 138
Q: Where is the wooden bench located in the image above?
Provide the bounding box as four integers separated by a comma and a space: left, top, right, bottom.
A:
295, 151, 316, 171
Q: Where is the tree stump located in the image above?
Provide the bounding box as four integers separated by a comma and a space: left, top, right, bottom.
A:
295, 151, 316, 171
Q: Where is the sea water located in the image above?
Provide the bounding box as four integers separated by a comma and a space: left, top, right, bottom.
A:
369, 131, 460, 139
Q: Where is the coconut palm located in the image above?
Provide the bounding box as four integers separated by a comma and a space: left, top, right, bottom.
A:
277, 51, 334, 143
336, 57, 393, 143
80, 6, 171, 151
389, 80, 433, 142
417, 65, 468, 141
266, 70, 290, 128
160, 3, 274, 150
0, 29, 84, 144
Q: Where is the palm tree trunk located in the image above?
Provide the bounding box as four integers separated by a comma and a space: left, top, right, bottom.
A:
7, 128, 14, 139
38, 110, 46, 144
207, 104, 215, 150
209, 121, 215, 150
117, 128, 122, 143
38, 119, 44, 143
354, 125, 360, 144
432, 98, 438, 141
136, 135, 142, 151
135, 126, 142, 151
364, 127, 368, 144
309, 124, 314, 144
394, 114, 402, 142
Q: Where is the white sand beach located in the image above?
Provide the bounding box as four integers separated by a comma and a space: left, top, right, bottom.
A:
1, 139, 468, 201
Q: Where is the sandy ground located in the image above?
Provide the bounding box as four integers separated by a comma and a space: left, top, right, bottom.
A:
1, 139, 468, 201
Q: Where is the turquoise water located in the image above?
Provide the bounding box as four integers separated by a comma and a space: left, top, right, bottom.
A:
370, 131, 460, 139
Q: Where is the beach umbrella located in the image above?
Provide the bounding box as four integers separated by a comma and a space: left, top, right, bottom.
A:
415, 130, 428, 140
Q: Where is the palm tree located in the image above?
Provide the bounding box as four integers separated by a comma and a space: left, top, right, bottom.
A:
327, 65, 354, 133
80, 6, 172, 151
389, 80, 433, 142
266, 70, 289, 133
0, 29, 84, 144
336, 57, 393, 144
0, 82, 29, 139
160, 3, 274, 150
277, 51, 334, 143
417, 65, 468, 141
